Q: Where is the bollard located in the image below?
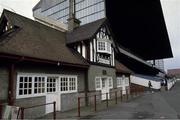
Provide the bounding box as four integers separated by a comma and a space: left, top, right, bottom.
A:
106, 93, 108, 108
94, 95, 96, 111
53, 101, 56, 120
78, 97, 80, 117
21, 107, 24, 120
115, 91, 117, 104
126, 89, 129, 101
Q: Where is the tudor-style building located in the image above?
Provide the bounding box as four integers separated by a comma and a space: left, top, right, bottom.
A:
0, 9, 133, 119
66, 16, 120, 100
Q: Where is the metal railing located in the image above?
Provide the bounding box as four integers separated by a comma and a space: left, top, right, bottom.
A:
77, 87, 144, 117
17, 101, 56, 120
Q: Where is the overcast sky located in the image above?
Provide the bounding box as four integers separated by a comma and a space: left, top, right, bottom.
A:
0, 0, 179, 71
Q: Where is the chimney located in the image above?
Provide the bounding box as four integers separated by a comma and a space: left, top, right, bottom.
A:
67, 0, 81, 31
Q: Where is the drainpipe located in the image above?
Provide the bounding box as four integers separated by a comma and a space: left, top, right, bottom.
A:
8, 64, 15, 105
84, 70, 89, 106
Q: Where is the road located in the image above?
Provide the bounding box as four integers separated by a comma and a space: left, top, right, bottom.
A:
81, 81, 180, 119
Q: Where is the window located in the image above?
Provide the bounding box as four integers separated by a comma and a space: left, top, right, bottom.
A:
47, 77, 57, 93
98, 41, 106, 51
18, 76, 32, 96
95, 77, 101, 89
34, 77, 45, 94
60, 77, 68, 91
60, 76, 77, 92
125, 77, 129, 85
17, 74, 77, 98
117, 77, 123, 87
109, 77, 113, 87
97, 40, 112, 54
69, 77, 76, 91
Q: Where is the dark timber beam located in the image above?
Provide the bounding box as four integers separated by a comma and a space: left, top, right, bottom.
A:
8, 64, 15, 105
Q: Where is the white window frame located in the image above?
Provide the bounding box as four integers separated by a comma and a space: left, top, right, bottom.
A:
95, 77, 101, 90
108, 77, 113, 88
125, 77, 129, 86
59, 75, 78, 93
117, 77, 123, 87
97, 39, 112, 54
16, 73, 78, 99
46, 76, 58, 93
95, 76, 113, 90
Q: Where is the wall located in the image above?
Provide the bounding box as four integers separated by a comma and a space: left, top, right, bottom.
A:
11, 63, 86, 118
15, 96, 45, 119
0, 65, 8, 102
61, 92, 85, 112
88, 65, 116, 91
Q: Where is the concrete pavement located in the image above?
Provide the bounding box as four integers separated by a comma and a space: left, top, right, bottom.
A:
41, 81, 180, 119
83, 81, 180, 119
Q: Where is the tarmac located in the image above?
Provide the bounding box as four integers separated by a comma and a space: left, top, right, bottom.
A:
41, 81, 180, 119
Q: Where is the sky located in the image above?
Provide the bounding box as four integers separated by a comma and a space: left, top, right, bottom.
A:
0, 0, 179, 71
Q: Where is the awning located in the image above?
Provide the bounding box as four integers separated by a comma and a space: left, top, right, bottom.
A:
106, 0, 173, 60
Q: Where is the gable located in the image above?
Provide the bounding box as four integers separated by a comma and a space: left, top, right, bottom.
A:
0, 14, 15, 36
66, 18, 106, 44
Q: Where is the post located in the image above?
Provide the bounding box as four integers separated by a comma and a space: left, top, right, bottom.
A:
115, 91, 117, 104
94, 95, 96, 111
21, 107, 24, 120
8, 64, 15, 105
53, 101, 56, 120
126, 89, 129, 101
120, 90, 123, 102
78, 97, 80, 117
0, 104, 2, 119
106, 93, 108, 108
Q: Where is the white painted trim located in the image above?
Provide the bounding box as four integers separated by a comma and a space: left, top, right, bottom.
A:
93, 38, 96, 62
77, 45, 81, 53
112, 49, 115, 66
82, 44, 86, 58
90, 41, 93, 61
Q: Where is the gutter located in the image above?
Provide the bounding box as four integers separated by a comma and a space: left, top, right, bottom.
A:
0, 53, 89, 69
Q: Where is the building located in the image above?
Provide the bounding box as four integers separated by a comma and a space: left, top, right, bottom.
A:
0, 9, 135, 119
33, 0, 105, 25
147, 59, 165, 71
33, 0, 173, 65
0, 0, 173, 119
167, 69, 180, 80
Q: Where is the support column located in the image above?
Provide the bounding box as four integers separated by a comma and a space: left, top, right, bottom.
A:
8, 64, 15, 105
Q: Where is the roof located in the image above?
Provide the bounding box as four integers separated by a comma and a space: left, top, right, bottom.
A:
32, 1, 42, 11
66, 18, 106, 44
0, 9, 88, 67
115, 60, 133, 74
106, 0, 173, 60
167, 69, 180, 75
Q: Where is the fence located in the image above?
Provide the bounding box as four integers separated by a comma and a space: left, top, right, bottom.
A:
17, 101, 56, 119
77, 87, 144, 117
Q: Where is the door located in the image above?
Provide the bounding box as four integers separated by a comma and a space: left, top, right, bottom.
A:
46, 77, 61, 114
46, 93, 61, 114
101, 78, 110, 100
